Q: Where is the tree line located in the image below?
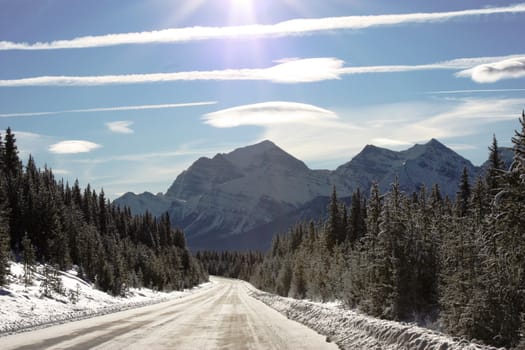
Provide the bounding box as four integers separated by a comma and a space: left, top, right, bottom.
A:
249, 112, 525, 348
196, 250, 263, 281
0, 127, 207, 295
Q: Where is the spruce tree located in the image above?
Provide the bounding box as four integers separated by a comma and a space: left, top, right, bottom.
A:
2, 128, 23, 249
456, 167, 471, 217
22, 232, 35, 289
348, 189, 365, 247
325, 186, 342, 250
2, 127, 22, 175
486, 134, 505, 193
0, 170, 10, 285
0, 208, 10, 285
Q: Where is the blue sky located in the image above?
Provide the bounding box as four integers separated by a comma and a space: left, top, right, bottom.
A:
0, 0, 524, 199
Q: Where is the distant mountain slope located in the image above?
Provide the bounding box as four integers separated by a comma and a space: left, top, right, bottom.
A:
114, 138, 495, 251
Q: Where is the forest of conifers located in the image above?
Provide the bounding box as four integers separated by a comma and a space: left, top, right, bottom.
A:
200, 112, 525, 349
0, 127, 207, 296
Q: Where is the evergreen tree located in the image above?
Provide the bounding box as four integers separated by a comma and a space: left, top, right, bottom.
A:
325, 186, 343, 250
0, 206, 9, 285
486, 134, 505, 193
0, 168, 10, 285
456, 167, 471, 217
2, 127, 22, 175
22, 232, 35, 289
348, 188, 366, 247
2, 128, 23, 249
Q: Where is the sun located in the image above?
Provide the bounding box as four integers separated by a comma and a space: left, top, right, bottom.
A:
230, 0, 253, 7
227, 0, 257, 24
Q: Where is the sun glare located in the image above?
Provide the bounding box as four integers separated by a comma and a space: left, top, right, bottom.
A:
227, 0, 256, 24
230, 0, 252, 7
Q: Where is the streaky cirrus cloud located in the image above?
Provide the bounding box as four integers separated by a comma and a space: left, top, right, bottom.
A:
1, 4, 524, 50
425, 88, 525, 95
202, 101, 340, 128
0, 58, 344, 86
49, 140, 101, 154
456, 57, 525, 83
1, 55, 523, 87
106, 121, 134, 134
0, 101, 217, 118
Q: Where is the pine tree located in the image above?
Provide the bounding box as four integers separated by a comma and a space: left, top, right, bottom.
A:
2, 128, 23, 249
0, 170, 10, 285
456, 167, 471, 217
348, 189, 366, 247
325, 186, 342, 250
22, 232, 35, 289
486, 134, 505, 193
2, 127, 22, 176
0, 208, 10, 286
0, 131, 4, 172
512, 110, 525, 171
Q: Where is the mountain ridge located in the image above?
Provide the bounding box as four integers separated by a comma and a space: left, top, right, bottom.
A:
114, 139, 512, 250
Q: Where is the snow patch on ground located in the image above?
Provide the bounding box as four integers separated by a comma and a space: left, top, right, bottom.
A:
0, 262, 211, 336
246, 284, 504, 350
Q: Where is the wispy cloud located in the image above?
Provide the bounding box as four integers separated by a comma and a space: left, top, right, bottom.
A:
71, 141, 240, 164
49, 140, 101, 154
73, 149, 206, 164
0, 101, 217, 117
202, 101, 340, 128
1, 4, 524, 50
425, 88, 525, 95
2, 55, 523, 87
106, 121, 134, 134
457, 57, 525, 83
0, 58, 344, 86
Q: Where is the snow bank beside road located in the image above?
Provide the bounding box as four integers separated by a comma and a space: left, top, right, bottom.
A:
247, 284, 503, 350
0, 262, 211, 335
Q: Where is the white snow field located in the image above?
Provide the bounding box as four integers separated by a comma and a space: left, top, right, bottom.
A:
247, 285, 505, 350
0, 262, 212, 335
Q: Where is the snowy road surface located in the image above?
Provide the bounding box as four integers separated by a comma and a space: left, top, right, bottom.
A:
0, 277, 337, 350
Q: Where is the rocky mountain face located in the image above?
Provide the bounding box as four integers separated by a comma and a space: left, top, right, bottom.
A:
335, 139, 478, 196
114, 139, 498, 251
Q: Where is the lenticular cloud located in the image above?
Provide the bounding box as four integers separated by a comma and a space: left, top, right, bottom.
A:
49, 140, 101, 154
457, 57, 525, 83
202, 101, 338, 128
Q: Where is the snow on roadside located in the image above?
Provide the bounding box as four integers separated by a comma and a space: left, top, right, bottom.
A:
0, 262, 211, 336
246, 284, 505, 350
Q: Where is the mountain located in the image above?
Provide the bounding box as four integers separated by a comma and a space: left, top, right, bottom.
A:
161, 140, 352, 247
114, 139, 492, 251
335, 139, 477, 196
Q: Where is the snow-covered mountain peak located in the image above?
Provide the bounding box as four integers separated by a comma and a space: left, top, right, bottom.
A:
224, 139, 308, 172
403, 138, 450, 159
